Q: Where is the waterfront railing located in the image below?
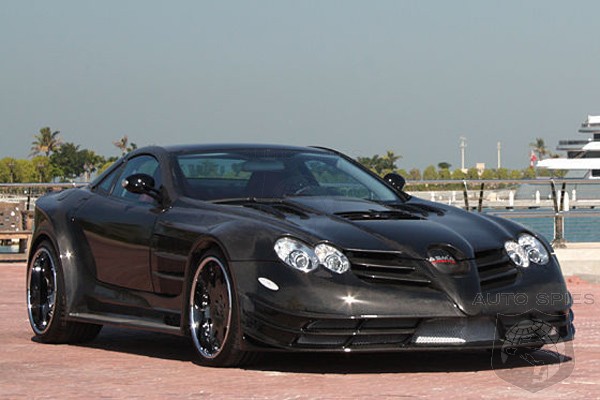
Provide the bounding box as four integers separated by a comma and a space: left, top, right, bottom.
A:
405, 178, 600, 246
1, 179, 599, 246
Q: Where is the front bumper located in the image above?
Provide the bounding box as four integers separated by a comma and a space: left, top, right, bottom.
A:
240, 296, 574, 352
230, 259, 575, 352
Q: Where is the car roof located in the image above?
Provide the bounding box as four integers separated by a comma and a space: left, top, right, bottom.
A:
159, 143, 333, 155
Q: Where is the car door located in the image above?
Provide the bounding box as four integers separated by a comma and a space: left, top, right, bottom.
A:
75, 155, 162, 292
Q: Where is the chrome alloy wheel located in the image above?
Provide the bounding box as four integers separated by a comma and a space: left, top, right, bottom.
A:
189, 256, 233, 359
27, 247, 58, 335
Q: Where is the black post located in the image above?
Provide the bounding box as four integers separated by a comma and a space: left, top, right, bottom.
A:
559, 182, 567, 211
477, 182, 485, 213
462, 180, 470, 211
25, 188, 31, 211
550, 180, 566, 248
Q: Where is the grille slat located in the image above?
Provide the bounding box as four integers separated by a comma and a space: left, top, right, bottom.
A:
352, 270, 432, 285
477, 254, 510, 268
352, 262, 416, 272
347, 250, 432, 287
479, 268, 519, 283
303, 328, 418, 336
295, 317, 420, 349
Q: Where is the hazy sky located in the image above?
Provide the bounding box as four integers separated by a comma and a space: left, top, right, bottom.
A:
2, 1, 600, 170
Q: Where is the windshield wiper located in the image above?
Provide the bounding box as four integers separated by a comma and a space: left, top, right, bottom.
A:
212, 197, 284, 205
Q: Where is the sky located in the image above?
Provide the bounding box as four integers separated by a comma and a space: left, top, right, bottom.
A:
1, 0, 600, 170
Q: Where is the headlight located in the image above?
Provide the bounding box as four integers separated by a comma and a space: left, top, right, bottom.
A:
504, 240, 530, 268
315, 243, 350, 274
518, 234, 549, 265
504, 234, 550, 268
274, 237, 318, 272
274, 238, 350, 274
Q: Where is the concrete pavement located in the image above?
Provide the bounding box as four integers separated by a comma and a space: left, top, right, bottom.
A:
1, 262, 599, 398
554, 242, 600, 282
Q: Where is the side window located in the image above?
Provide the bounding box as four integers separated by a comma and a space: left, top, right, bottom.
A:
111, 156, 161, 203
177, 154, 252, 200
94, 165, 123, 196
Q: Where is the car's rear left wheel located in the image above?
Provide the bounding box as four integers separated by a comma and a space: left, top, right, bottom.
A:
27, 240, 102, 343
189, 250, 253, 367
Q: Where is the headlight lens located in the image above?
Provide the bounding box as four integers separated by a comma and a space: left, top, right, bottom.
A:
274, 237, 318, 272
504, 240, 530, 268
274, 238, 349, 274
504, 234, 550, 268
315, 243, 350, 274
518, 234, 549, 265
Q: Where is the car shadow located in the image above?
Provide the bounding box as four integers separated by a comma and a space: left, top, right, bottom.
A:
70, 327, 195, 363
67, 327, 572, 374
246, 348, 572, 374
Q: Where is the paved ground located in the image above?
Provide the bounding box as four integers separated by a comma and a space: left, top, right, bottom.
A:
1, 262, 599, 399
554, 243, 600, 283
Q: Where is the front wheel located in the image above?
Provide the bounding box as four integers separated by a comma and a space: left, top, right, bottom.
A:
189, 250, 252, 367
27, 240, 102, 343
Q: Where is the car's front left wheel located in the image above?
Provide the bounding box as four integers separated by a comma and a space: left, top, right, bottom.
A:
189, 250, 253, 367
27, 240, 102, 343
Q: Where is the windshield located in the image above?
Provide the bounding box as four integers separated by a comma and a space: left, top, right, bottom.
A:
175, 149, 400, 202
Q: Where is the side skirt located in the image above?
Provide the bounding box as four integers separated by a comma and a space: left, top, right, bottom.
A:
68, 312, 185, 336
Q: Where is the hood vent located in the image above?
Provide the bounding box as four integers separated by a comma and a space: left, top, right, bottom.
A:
388, 203, 445, 216
244, 203, 310, 219
335, 210, 423, 221
214, 198, 311, 219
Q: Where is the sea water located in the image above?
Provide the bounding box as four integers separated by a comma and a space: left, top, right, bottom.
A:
487, 210, 600, 243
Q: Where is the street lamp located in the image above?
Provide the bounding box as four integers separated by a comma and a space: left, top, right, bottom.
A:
459, 137, 467, 172
37, 162, 45, 183
83, 162, 92, 182
497, 142, 502, 169
7, 161, 15, 183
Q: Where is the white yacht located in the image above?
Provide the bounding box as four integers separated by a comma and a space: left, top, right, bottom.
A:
537, 115, 600, 179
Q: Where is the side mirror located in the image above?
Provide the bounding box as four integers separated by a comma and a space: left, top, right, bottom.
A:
122, 173, 161, 201
383, 173, 406, 192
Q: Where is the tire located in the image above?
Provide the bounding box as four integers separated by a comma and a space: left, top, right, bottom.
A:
27, 240, 102, 344
188, 249, 254, 367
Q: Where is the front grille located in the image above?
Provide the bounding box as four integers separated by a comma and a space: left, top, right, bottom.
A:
246, 299, 421, 350
347, 250, 432, 286
475, 249, 518, 291
298, 318, 420, 349
304, 318, 419, 333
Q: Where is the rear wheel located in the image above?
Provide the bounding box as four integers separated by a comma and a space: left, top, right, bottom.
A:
27, 240, 102, 343
189, 250, 253, 367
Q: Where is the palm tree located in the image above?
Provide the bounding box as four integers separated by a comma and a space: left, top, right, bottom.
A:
529, 138, 550, 160
30, 127, 62, 157
382, 150, 401, 171
357, 151, 402, 175
357, 154, 382, 173
113, 135, 138, 155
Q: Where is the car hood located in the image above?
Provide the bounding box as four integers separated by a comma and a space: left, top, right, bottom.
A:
277, 196, 520, 260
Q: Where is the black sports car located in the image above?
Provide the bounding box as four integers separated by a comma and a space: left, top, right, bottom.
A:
27, 144, 574, 367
